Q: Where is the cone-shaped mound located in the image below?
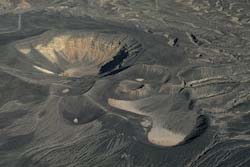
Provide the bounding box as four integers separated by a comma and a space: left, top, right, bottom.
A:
58, 95, 105, 125
12, 30, 142, 79
111, 64, 170, 100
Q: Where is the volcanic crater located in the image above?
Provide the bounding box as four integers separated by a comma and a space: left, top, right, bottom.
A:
10, 30, 142, 82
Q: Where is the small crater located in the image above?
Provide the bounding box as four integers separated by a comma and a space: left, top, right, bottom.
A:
59, 96, 105, 125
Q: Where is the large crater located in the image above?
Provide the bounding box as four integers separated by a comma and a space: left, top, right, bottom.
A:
11, 30, 142, 80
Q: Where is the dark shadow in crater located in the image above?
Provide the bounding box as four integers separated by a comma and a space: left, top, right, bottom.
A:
99, 47, 129, 75
101, 66, 130, 77
181, 115, 208, 145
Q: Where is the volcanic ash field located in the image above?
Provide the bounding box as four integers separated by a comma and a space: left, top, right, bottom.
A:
1, 0, 250, 167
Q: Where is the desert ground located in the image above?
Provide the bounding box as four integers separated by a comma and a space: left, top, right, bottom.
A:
1, 0, 250, 167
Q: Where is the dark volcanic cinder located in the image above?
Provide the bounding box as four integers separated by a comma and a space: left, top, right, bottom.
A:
0, 0, 250, 167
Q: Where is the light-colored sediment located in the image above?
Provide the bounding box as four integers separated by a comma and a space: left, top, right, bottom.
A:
108, 98, 143, 115
108, 97, 187, 146
62, 88, 70, 94
148, 124, 185, 146
32, 33, 122, 64
136, 78, 144, 82
17, 0, 31, 8
73, 118, 78, 124
33, 65, 55, 75
60, 65, 99, 77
